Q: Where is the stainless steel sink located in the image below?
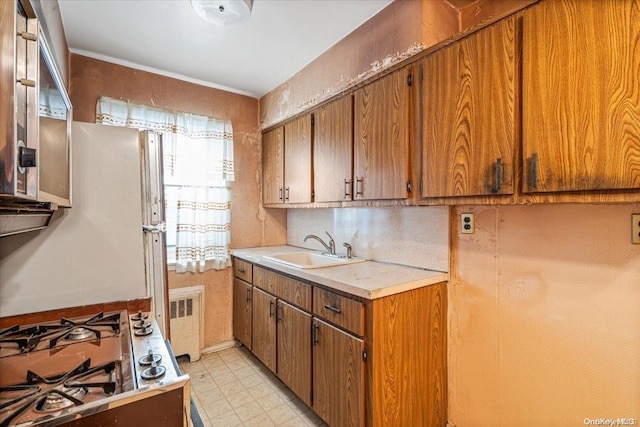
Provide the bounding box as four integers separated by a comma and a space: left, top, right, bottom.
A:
263, 252, 365, 269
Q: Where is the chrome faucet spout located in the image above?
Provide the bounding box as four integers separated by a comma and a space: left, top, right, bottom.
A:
303, 231, 336, 255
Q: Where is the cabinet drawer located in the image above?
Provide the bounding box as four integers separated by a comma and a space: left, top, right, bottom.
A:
234, 259, 253, 282
313, 287, 364, 336
253, 266, 312, 311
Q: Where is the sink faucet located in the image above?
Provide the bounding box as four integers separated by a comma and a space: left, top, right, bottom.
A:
304, 231, 336, 255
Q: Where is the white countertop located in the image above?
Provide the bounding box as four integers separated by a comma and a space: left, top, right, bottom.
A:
232, 245, 448, 300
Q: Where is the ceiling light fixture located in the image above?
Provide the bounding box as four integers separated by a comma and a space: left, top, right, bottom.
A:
191, 0, 254, 26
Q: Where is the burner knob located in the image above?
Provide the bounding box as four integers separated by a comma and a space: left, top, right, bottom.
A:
134, 325, 153, 337
133, 320, 151, 329
131, 310, 148, 321
139, 349, 162, 366
141, 360, 166, 380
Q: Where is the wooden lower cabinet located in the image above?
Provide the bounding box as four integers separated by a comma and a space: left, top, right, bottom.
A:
252, 287, 277, 372
276, 301, 312, 406
232, 278, 252, 350
312, 318, 365, 427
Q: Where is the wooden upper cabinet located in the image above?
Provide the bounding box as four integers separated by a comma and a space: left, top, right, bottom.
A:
314, 96, 354, 202
262, 126, 284, 204
284, 114, 313, 203
422, 17, 517, 198
354, 68, 412, 200
522, 0, 640, 193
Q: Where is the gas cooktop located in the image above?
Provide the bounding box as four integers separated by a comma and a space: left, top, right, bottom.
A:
0, 310, 190, 427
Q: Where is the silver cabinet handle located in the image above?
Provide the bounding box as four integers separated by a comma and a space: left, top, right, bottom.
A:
344, 179, 351, 199
324, 304, 341, 314
495, 158, 503, 193
269, 300, 275, 317
529, 153, 538, 189
355, 177, 364, 196
312, 323, 319, 345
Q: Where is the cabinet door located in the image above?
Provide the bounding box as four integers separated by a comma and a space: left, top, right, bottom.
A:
354, 68, 411, 200
284, 114, 313, 203
422, 17, 517, 197
312, 319, 364, 427
262, 126, 284, 204
252, 287, 277, 372
522, 0, 640, 192
314, 96, 354, 202
232, 278, 252, 350
276, 301, 312, 406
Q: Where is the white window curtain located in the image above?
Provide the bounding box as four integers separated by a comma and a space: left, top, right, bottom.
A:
96, 96, 234, 273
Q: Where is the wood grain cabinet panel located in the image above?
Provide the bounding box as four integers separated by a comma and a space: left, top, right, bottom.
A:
262, 127, 284, 204
312, 318, 365, 427
251, 287, 277, 372
354, 68, 412, 200
522, 0, 640, 192
277, 300, 312, 406
313, 287, 364, 336
253, 266, 312, 311
233, 259, 252, 283
284, 115, 313, 203
422, 17, 517, 198
232, 278, 252, 350
313, 96, 354, 202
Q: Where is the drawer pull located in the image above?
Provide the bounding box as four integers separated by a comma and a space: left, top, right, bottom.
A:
237, 267, 245, 273
324, 304, 341, 314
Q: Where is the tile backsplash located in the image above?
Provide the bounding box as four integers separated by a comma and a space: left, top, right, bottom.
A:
287, 206, 449, 272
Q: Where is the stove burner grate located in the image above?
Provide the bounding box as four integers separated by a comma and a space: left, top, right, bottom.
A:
0, 312, 121, 354
0, 359, 117, 427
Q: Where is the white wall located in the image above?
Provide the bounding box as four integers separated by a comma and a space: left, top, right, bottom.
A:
0, 123, 147, 316
287, 206, 449, 272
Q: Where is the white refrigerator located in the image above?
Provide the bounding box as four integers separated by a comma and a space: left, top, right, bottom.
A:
0, 122, 168, 333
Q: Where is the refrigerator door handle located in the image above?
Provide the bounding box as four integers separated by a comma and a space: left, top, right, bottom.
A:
142, 223, 166, 233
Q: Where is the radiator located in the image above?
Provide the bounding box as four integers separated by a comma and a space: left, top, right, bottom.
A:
168, 285, 204, 362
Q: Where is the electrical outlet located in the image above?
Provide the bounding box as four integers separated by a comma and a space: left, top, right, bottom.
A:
461, 213, 475, 234
632, 214, 640, 244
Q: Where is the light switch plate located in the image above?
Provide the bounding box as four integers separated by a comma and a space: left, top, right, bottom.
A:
632, 214, 640, 244
461, 213, 475, 234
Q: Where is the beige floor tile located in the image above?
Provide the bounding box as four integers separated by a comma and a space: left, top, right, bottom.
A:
232, 365, 256, 380
214, 371, 239, 387
278, 416, 309, 427
247, 382, 277, 400
239, 373, 264, 388
232, 400, 266, 423
243, 412, 277, 427
255, 391, 288, 412
192, 378, 219, 395
226, 389, 255, 409
203, 397, 233, 420
225, 358, 249, 371
266, 403, 299, 424
207, 363, 233, 377
198, 386, 226, 406
207, 409, 243, 427
219, 380, 246, 397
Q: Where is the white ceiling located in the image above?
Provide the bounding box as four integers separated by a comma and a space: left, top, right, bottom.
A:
58, 0, 393, 98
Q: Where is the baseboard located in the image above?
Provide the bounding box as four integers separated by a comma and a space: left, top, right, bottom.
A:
201, 339, 239, 355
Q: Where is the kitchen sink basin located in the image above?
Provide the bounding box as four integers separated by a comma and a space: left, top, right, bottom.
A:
263, 252, 365, 269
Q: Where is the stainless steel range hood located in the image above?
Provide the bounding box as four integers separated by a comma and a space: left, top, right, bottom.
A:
0, 202, 56, 237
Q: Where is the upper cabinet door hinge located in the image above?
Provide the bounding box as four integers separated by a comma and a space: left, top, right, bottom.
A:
311, 115, 315, 126
407, 73, 413, 87
406, 180, 412, 193
362, 348, 368, 361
